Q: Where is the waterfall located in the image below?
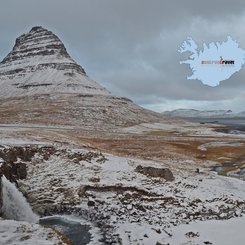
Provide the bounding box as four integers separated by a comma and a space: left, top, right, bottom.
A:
1, 175, 39, 223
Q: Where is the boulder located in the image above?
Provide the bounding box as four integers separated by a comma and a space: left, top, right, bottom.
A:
136, 165, 174, 181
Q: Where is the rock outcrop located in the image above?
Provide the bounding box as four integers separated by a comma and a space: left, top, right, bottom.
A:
0, 145, 56, 215
136, 165, 174, 181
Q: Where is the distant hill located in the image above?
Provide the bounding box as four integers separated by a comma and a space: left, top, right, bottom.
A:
162, 109, 245, 118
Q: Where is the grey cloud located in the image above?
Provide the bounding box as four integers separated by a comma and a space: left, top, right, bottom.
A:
0, 0, 245, 112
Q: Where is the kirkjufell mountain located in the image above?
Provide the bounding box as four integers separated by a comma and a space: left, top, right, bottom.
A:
0, 26, 109, 97
0, 26, 164, 129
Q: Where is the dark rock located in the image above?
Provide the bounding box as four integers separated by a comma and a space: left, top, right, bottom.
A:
136, 165, 174, 181
0, 160, 27, 216
89, 177, 100, 183
78, 186, 87, 197
87, 200, 96, 207
185, 231, 200, 238
156, 242, 169, 245
0, 161, 27, 183
15, 162, 27, 179
0, 146, 56, 164
0, 145, 56, 182
152, 228, 161, 234
135, 204, 146, 212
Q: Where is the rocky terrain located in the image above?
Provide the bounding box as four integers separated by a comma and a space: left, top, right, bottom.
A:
1, 119, 245, 244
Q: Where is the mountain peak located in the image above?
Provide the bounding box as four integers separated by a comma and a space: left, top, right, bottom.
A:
30, 26, 47, 32
0, 27, 110, 97
2, 26, 72, 65
0, 27, 164, 129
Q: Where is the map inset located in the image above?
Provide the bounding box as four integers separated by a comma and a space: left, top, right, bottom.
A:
178, 36, 245, 86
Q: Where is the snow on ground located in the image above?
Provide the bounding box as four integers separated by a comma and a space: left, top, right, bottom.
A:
10, 145, 244, 244
120, 122, 233, 137
0, 124, 78, 147
164, 216, 245, 245
118, 222, 164, 245
0, 137, 48, 146
0, 218, 66, 245
0, 124, 244, 244
198, 141, 244, 151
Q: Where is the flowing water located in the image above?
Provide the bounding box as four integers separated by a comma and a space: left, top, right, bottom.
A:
1, 176, 94, 244
39, 216, 92, 245
1, 175, 39, 222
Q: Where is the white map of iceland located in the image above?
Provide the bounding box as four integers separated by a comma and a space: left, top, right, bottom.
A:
178, 36, 245, 86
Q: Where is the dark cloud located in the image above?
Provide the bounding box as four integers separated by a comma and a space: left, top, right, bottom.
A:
1, 0, 245, 112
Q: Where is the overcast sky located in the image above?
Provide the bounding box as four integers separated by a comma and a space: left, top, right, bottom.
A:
1, 0, 245, 112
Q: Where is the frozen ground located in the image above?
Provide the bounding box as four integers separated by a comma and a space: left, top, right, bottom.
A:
0, 123, 245, 244
164, 216, 245, 245
11, 146, 245, 244
117, 216, 245, 245
0, 218, 66, 245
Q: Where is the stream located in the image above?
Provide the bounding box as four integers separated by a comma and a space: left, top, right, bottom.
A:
40, 215, 92, 245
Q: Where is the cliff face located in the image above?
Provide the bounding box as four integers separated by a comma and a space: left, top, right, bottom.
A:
0, 145, 56, 216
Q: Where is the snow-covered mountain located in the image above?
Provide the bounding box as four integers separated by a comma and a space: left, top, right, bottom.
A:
237, 111, 245, 117
0, 26, 109, 97
0, 26, 164, 129
162, 109, 238, 118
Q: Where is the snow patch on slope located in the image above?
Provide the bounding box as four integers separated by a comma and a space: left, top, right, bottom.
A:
0, 219, 66, 245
